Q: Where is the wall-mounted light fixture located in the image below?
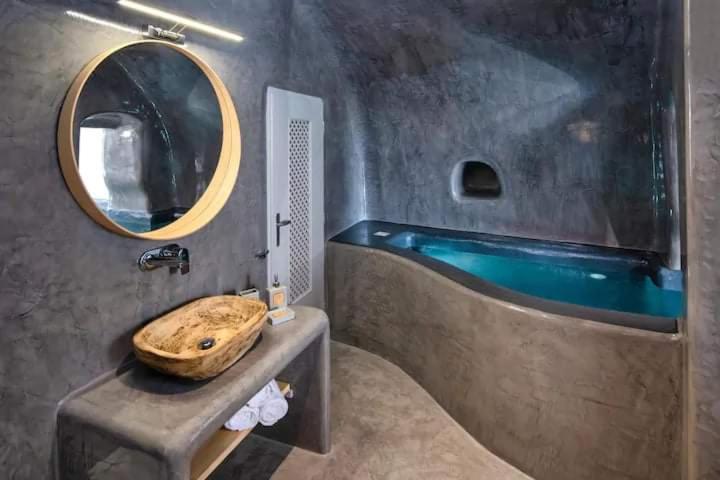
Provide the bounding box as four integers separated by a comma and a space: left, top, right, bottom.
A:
145, 25, 186, 44
67, 10, 185, 44
117, 0, 245, 42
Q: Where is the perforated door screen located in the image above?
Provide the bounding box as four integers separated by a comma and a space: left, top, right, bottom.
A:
288, 119, 312, 302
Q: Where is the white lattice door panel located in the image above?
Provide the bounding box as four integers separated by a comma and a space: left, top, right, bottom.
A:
287, 120, 312, 301
266, 88, 324, 307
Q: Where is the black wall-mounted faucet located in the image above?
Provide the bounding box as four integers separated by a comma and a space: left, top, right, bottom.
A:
138, 244, 190, 275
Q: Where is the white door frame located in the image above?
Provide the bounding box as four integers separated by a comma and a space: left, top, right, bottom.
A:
266, 87, 325, 307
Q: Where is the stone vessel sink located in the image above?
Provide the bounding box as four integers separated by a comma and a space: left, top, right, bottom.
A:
133, 296, 268, 380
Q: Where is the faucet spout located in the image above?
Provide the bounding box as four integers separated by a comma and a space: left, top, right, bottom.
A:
138, 244, 190, 275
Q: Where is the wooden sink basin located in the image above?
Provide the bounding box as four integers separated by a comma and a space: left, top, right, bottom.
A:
133, 296, 268, 380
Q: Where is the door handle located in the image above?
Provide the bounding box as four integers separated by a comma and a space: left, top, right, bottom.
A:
276, 214, 291, 247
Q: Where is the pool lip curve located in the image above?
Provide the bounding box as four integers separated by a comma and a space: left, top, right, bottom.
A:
330, 221, 679, 334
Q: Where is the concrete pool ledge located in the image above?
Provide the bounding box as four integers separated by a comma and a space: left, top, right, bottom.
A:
331, 221, 680, 333
327, 240, 683, 480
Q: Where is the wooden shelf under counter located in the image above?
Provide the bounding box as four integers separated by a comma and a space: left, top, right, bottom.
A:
190, 381, 291, 480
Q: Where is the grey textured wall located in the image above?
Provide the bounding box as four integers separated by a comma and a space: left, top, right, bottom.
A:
687, 0, 720, 478
286, 1, 369, 239
318, 0, 673, 251
0, 1, 693, 478
653, 0, 686, 269
0, 1, 363, 478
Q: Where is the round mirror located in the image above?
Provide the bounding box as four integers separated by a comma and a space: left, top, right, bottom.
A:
58, 41, 241, 239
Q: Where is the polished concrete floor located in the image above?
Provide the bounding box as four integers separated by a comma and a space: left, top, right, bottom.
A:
213, 342, 530, 480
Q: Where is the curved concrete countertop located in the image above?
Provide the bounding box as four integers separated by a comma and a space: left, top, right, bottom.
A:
327, 241, 683, 480
57, 306, 330, 480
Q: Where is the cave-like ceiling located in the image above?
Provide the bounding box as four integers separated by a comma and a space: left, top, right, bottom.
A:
299, 0, 661, 82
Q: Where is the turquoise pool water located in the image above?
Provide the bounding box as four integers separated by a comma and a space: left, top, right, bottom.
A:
389, 233, 683, 318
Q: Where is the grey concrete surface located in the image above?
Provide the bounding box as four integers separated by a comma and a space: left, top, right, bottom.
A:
0, 2, 362, 478
331, 220, 680, 333
0, 2, 282, 477
285, 1, 370, 239
0, 1, 698, 479
686, 1, 720, 478
327, 242, 683, 480
212, 342, 532, 480
57, 306, 330, 480
319, 0, 676, 252
654, 0, 686, 269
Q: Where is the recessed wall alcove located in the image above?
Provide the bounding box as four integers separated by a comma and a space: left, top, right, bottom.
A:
452, 160, 502, 201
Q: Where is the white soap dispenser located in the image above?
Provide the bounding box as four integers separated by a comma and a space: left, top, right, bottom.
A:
267, 275, 288, 310
266, 275, 296, 326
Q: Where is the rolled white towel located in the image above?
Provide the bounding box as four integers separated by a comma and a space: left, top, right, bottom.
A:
258, 380, 288, 426
225, 380, 287, 431
267, 379, 284, 398
224, 405, 260, 431
259, 396, 288, 426
247, 382, 274, 409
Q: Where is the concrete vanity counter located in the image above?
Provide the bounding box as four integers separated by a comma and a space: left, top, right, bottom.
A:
57, 306, 330, 480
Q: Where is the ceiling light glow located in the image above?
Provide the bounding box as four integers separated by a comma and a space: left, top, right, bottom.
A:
117, 0, 244, 42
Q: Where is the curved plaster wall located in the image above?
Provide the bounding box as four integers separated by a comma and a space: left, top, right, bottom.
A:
327, 242, 683, 480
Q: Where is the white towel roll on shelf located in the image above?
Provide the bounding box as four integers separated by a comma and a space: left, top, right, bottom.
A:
224, 406, 260, 431
259, 396, 289, 426
224, 380, 289, 431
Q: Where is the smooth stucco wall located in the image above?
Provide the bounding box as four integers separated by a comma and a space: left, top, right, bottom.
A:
0, 1, 362, 478
327, 242, 683, 480
687, 0, 720, 478
343, 0, 672, 252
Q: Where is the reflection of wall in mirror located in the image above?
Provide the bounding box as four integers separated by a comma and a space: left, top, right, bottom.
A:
78, 127, 110, 203
73, 44, 225, 233
78, 115, 147, 215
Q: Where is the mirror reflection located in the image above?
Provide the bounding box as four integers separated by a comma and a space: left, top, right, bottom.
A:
74, 43, 223, 233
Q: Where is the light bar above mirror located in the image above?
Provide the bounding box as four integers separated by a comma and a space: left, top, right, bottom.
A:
66, 10, 143, 36
117, 0, 245, 42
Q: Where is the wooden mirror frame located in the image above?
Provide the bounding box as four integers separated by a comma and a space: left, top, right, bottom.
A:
57, 40, 241, 240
